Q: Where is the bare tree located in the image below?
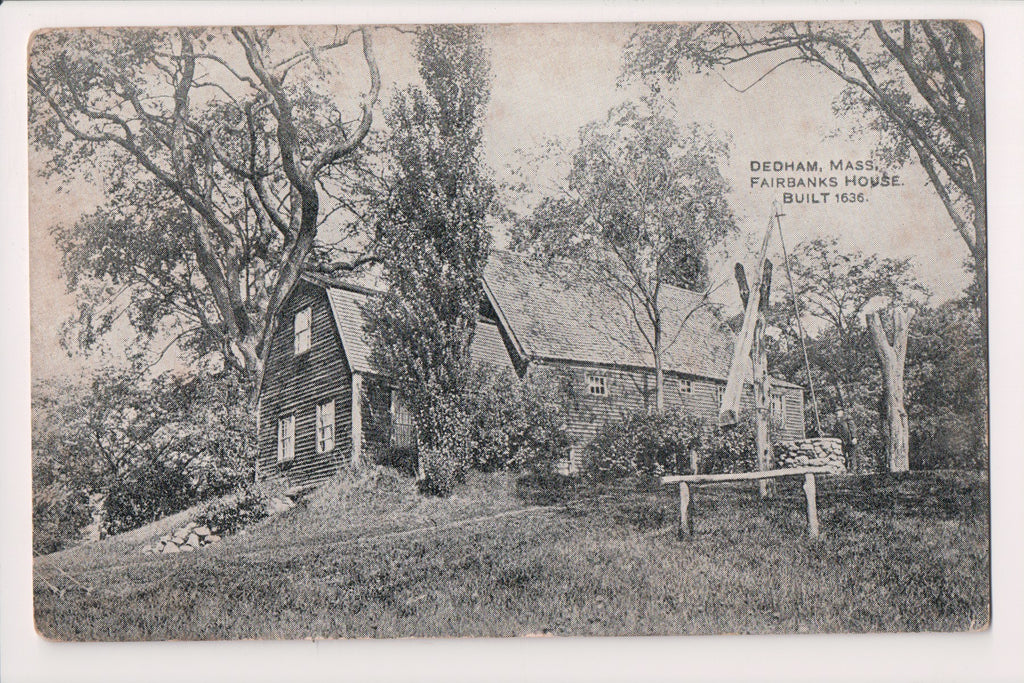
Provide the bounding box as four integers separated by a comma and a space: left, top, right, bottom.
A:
625, 21, 986, 330
29, 27, 383, 399
765, 237, 928, 471
867, 307, 915, 471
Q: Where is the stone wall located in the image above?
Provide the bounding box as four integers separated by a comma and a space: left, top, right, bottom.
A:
775, 437, 846, 474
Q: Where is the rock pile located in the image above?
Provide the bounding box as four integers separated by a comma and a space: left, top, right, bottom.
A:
140, 486, 310, 557
141, 521, 222, 555
775, 438, 846, 474
267, 494, 297, 514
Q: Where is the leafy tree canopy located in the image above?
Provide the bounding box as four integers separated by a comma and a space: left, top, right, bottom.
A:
32, 366, 255, 549
511, 98, 737, 411
513, 100, 736, 292
30, 26, 384, 395
764, 237, 931, 470
624, 21, 986, 327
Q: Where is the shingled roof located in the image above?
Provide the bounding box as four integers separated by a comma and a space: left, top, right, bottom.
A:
303, 253, 801, 390
321, 281, 514, 376
483, 250, 739, 382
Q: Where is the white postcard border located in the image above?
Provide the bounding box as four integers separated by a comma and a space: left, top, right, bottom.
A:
3, 2, 1022, 682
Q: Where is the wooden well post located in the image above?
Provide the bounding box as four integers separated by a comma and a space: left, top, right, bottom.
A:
727, 254, 775, 499
754, 261, 774, 498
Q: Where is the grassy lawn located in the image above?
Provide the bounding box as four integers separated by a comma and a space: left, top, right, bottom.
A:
34, 468, 989, 640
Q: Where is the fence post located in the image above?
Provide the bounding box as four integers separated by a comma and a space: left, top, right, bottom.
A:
678, 482, 692, 539
803, 472, 819, 538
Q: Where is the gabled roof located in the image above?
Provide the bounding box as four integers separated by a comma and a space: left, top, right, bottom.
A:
483, 250, 750, 384
301, 255, 802, 391
324, 285, 377, 375
316, 279, 514, 376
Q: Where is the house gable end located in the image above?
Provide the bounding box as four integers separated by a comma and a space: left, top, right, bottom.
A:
257, 279, 354, 484
479, 285, 529, 376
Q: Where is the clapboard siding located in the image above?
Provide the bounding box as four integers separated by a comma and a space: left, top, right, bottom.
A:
258, 280, 354, 486
535, 359, 805, 471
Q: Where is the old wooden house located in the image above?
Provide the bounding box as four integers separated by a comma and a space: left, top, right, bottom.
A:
257, 251, 806, 485
255, 273, 513, 484
482, 251, 806, 471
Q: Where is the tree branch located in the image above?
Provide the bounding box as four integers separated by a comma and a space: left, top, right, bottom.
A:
309, 28, 382, 176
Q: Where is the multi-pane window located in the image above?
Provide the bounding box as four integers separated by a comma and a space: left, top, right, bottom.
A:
586, 374, 607, 396
771, 394, 784, 422
391, 392, 416, 449
277, 414, 295, 463
711, 384, 725, 406
316, 400, 336, 454
678, 379, 692, 394
294, 306, 312, 355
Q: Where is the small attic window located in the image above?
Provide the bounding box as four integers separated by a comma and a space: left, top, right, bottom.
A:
587, 374, 607, 396
294, 306, 312, 355
678, 379, 692, 394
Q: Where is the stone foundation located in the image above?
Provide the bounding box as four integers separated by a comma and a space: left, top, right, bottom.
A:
774, 438, 846, 474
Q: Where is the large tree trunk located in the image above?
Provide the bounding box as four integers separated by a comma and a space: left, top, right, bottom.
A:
753, 316, 774, 497
867, 308, 915, 472
754, 262, 774, 496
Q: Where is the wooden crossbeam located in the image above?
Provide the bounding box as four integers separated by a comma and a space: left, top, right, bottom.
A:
661, 466, 831, 485
662, 467, 829, 539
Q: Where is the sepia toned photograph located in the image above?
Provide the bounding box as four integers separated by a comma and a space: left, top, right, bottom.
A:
26, 17, 991, 645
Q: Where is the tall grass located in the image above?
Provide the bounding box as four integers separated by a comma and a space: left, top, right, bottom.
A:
34, 469, 989, 640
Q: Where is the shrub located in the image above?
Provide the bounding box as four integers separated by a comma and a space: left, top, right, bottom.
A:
370, 366, 574, 493
373, 445, 419, 477
465, 366, 574, 474
193, 483, 269, 537
32, 398, 94, 554
698, 416, 760, 475
32, 482, 91, 556
910, 407, 987, 471
582, 409, 705, 480
32, 369, 256, 546
103, 456, 199, 535
581, 411, 782, 481
418, 447, 467, 497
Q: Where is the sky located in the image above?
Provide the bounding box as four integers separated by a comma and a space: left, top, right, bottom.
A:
28, 22, 972, 381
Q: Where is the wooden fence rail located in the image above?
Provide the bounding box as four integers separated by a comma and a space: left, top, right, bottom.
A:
660, 466, 831, 539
